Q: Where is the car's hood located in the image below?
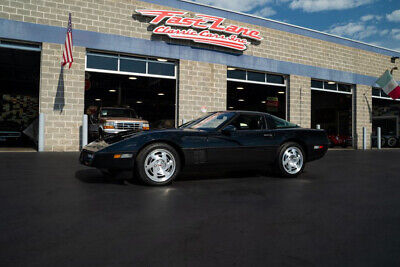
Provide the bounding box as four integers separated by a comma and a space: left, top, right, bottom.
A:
83, 128, 208, 152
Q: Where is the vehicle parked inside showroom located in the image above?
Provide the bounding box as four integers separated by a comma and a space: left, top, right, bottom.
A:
80, 111, 329, 186
88, 107, 149, 139
371, 134, 399, 148
0, 121, 22, 145
371, 117, 399, 148
327, 134, 352, 148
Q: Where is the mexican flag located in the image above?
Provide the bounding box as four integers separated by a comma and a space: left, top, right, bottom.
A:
375, 70, 400, 100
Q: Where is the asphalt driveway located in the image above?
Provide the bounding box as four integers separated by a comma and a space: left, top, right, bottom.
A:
0, 150, 400, 266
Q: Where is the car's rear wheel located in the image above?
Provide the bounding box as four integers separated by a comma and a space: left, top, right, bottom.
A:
276, 142, 305, 177
135, 143, 180, 186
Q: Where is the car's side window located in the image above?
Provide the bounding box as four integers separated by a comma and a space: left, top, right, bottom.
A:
268, 115, 298, 129
229, 114, 266, 130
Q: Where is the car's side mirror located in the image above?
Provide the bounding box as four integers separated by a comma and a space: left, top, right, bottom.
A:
222, 125, 236, 135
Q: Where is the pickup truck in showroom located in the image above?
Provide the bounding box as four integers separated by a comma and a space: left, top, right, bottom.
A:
89, 107, 149, 139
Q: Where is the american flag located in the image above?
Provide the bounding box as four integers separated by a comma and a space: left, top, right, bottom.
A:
62, 13, 73, 69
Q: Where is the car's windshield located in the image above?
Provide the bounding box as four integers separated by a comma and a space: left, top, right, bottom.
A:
100, 108, 137, 118
180, 112, 235, 130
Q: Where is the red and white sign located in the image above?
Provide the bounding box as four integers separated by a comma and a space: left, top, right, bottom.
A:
136, 10, 262, 51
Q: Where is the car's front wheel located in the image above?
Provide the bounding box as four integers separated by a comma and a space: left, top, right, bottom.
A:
276, 142, 305, 177
135, 143, 180, 186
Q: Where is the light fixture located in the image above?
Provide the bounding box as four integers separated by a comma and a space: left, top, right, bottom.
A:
228, 106, 234, 109
238, 99, 245, 102
136, 100, 143, 104
109, 89, 116, 93
95, 98, 101, 101
158, 93, 165, 96
261, 101, 266, 103
327, 81, 336, 85
236, 87, 244, 90
129, 77, 137, 80
157, 58, 168, 62
227, 67, 236, 71
278, 91, 285, 94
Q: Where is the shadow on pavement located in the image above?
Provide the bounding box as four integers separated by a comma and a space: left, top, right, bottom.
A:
75, 167, 283, 186
75, 169, 129, 185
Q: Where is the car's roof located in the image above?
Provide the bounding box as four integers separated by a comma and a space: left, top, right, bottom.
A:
101, 107, 132, 110
215, 110, 271, 116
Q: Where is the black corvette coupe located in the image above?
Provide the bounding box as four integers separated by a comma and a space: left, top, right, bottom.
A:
80, 111, 329, 186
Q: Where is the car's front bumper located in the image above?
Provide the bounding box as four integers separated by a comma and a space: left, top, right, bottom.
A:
307, 144, 329, 162
79, 149, 135, 170
103, 129, 134, 134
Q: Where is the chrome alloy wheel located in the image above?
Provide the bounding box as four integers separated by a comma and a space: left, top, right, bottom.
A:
282, 146, 303, 175
144, 149, 176, 182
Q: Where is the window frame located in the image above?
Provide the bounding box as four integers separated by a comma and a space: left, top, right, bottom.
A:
227, 67, 286, 87
85, 51, 177, 79
226, 113, 268, 131
311, 79, 353, 95
372, 87, 400, 101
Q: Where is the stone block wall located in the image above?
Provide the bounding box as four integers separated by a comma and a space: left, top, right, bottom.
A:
179, 60, 226, 122
288, 75, 311, 128
39, 43, 85, 151
0, 0, 397, 81
354, 85, 373, 149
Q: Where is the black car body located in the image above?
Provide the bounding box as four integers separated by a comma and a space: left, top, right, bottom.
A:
80, 111, 329, 185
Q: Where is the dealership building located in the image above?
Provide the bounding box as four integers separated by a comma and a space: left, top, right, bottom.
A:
0, 0, 399, 151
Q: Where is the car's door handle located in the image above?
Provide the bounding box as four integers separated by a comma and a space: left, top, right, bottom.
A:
264, 133, 273, 137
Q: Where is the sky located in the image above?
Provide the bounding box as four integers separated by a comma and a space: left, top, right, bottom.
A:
188, 0, 400, 51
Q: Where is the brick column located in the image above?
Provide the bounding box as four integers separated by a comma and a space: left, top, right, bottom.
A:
178, 60, 226, 123
288, 75, 311, 128
39, 43, 85, 151
354, 84, 372, 149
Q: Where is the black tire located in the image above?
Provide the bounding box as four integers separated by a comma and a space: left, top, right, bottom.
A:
387, 137, 398, 148
276, 142, 306, 178
135, 143, 180, 186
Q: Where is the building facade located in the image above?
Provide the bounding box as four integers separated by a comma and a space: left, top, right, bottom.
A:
0, 0, 399, 151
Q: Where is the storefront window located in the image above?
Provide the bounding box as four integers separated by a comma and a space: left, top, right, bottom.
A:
323, 81, 337, 91
311, 80, 323, 88
0, 46, 40, 150
372, 87, 381, 97
267, 74, 285, 84
371, 87, 400, 147
148, 61, 175, 77
311, 79, 353, 148
87, 54, 118, 71
312, 79, 352, 93
227, 68, 285, 86
227, 69, 246, 80
372, 98, 400, 147
247, 71, 265, 82
120, 57, 146, 73
86, 51, 176, 78
227, 68, 287, 119
338, 84, 351, 92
